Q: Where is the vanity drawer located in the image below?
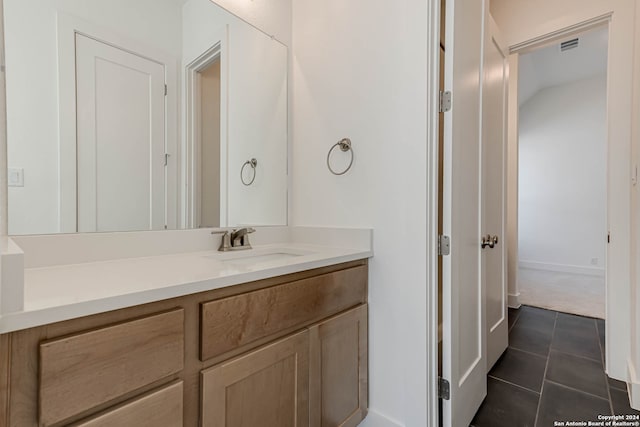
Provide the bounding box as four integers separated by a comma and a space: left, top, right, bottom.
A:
39, 309, 185, 426
200, 265, 367, 361
73, 381, 184, 427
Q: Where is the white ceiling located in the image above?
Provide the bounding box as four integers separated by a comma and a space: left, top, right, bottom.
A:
518, 27, 608, 106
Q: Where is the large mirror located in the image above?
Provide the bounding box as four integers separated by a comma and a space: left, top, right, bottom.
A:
4, 0, 288, 235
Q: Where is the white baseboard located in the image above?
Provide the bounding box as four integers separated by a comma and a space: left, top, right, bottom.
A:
508, 292, 521, 309
628, 360, 640, 410
519, 260, 605, 277
358, 410, 404, 427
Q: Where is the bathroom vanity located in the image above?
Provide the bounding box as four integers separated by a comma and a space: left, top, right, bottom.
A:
0, 0, 373, 424
0, 227, 372, 427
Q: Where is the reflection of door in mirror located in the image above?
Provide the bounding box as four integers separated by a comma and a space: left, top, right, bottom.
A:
197, 60, 222, 228
4, 0, 288, 235
75, 34, 166, 233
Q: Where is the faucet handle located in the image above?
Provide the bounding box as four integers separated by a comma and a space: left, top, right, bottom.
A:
211, 230, 232, 252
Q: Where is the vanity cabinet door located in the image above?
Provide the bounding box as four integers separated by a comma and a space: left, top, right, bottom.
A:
309, 305, 368, 427
201, 330, 309, 427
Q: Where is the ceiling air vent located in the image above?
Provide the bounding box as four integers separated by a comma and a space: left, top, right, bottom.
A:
560, 38, 579, 52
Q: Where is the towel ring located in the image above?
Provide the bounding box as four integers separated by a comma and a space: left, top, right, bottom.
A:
327, 138, 354, 175
241, 158, 258, 186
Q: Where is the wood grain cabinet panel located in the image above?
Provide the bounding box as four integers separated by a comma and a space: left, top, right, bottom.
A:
200, 265, 367, 361
201, 331, 310, 427
309, 305, 368, 427
39, 309, 185, 426
0, 334, 10, 426
72, 381, 184, 427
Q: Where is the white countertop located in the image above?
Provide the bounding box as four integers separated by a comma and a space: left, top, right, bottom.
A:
0, 227, 373, 333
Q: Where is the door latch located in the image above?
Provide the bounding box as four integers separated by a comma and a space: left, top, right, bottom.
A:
438, 377, 450, 400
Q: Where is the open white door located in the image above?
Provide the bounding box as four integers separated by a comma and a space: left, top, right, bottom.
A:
441, 0, 487, 425
482, 15, 509, 371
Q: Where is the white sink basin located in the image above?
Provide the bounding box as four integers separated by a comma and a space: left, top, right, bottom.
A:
212, 247, 316, 267
222, 252, 302, 266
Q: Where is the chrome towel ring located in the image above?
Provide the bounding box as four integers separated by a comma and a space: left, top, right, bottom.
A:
327, 138, 354, 175
241, 158, 258, 186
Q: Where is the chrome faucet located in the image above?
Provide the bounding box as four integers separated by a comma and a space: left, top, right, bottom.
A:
212, 228, 256, 252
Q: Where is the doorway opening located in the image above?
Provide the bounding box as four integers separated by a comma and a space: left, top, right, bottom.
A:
196, 59, 222, 228
435, 2, 639, 423
470, 22, 636, 427
514, 26, 608, 319
184, 42, 225, 229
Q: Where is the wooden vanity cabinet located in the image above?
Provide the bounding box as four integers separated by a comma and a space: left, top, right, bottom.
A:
0, 260, 368, 427
200, 304, 369, 427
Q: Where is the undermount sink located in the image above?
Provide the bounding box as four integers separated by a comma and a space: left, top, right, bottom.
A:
215, 248, 315, 267
222, 252, 302, 266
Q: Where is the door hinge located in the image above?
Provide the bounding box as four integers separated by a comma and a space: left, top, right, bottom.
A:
608, 232, 610, 244
438, 377, 450, 400
439, 90, 452, 113
438, 235, 451, 256
164, 84, 168, 96
164, 153, 170, 166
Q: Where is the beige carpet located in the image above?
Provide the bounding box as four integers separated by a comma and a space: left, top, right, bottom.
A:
518, 268, 605, 319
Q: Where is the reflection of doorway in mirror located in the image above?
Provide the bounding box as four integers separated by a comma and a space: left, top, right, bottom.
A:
197, 59, 222, 228
75, 34, 167, 233
183, 33, 227, 230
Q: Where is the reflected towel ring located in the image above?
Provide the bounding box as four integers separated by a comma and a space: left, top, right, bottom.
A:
241, 158, 258, 186
327, 138, 354, 175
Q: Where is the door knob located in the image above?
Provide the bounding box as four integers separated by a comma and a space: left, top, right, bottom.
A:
481, 234, 499, 249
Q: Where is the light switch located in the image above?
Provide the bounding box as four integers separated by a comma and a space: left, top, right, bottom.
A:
8, 168, 23, 187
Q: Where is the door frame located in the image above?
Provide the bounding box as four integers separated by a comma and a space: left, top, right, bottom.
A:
505, 9, 634, 383
426, 0, 442, 426
507, 16, 610, 304
56, 13, 179, 232
182, 29, 228, 229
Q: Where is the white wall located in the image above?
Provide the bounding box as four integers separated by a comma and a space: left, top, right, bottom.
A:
291, 0, 429, 425
518, 75, 607, 275
491, 0, 636, 382
4, 0, 183, 235
209, 0, 291, 47
182, 0, 288, 227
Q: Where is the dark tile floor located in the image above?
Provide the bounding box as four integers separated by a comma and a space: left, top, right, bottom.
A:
471, 306, 640, 427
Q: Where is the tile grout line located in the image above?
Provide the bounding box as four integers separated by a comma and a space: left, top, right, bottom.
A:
544, 379, 611, 402
548, 347, 606, 364
534, 311, 557, 427
595, 318, 615, 415
507, 344, 551, 360
488, 374, 542, 395
509, 321, 603, 364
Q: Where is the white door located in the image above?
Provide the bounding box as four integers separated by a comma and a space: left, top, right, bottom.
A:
441, 0, 486, 425
483, 16, 509, 371
76, 33, 166, 232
